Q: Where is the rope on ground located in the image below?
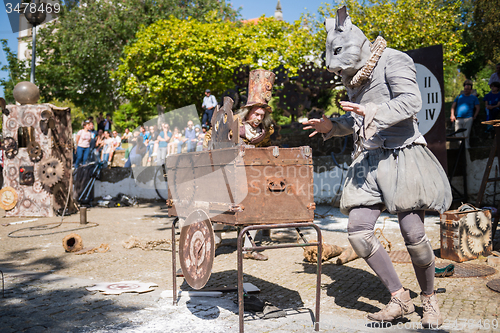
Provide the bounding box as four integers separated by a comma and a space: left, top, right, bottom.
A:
122, 236, 171, 250
74, 243, 110, 255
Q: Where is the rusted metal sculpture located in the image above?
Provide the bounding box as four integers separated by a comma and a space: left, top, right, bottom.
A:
2, 103, 76, 217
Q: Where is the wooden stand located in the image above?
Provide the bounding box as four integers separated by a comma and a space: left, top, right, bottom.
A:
171, 219, 322, 333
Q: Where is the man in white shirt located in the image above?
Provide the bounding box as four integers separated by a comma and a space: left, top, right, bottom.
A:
201, 89, 217, 127
112, 130, 122, 149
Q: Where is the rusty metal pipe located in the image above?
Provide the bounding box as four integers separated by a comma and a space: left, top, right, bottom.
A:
237, 223, 245, 333
242, 242, 320, 251
80, 207, 87, 224
172, 217, 178, 305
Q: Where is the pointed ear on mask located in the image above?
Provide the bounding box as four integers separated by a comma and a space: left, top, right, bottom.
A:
324, 18, 336, 33
336, 5, 352, 32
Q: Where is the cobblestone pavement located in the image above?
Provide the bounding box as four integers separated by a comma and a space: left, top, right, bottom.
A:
1, 204, 500, 332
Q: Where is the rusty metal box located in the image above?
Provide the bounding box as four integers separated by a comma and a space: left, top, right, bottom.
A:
167, 145, 315, 225
440, 208, 492, 262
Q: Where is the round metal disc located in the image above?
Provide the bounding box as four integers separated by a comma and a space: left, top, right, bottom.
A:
487, 279, 500, 293
388, 250, 412, 263
435, 263, 497, 278
179, 210, 215, 290
0, 186, 18, 210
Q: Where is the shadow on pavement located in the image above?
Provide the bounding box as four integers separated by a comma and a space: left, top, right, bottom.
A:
0, 253, 144, 332
179, 270, 304, 320
300, 261, 410, 313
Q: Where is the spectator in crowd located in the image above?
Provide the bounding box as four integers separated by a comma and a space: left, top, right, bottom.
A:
178, 120, 197, 153
87, 120, 97, 163
103, 113, 113, 131
74, 120, 92, 168
111, 130, 122, 149
147, 125, 159, 165
195, 125, 204, 151
121, 128, 132, 143
107, 130, 122, 165
94, 129, 105, 162
156, 123, 172, 164
97, 112, 105, 132
101, 131, 114, 167
168, 127, 182, 156
484, 82, 500, 137
202, 89, 217, 126
124, 133, 147, 167
139, 126, 147, 142
450, 79, 480, 148
489, 63, 500, 86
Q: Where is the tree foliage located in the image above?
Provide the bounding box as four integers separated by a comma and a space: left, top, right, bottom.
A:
0, 39, 30, 104
32, 0, 239, 115
460, 0, 500, 79
316, 0, 467, 67
114, 15, 316, 112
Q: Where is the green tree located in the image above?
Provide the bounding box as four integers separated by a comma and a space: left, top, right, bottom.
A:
113, 102, 151, 132
114, 15, 316, 113
460, 0, 500, 79
48, 99, 87, 132
0, 39, 30, 104
33, 0, 239, 115
316, 0, 466, 67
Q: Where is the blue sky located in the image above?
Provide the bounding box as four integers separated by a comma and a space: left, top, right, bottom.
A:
0, 0, 334, 98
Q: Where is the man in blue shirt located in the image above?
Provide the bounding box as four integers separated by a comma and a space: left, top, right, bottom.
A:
450, 80, 480, 148
178, 120, 197, 153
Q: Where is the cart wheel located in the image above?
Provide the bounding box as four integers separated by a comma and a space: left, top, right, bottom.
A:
154, 164, 168, 201
179, 210, 215, 289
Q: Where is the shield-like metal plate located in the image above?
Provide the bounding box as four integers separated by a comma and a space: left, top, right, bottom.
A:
179, 210, 215, 289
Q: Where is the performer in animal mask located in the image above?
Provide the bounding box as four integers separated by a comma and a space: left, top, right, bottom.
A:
303, 6, 451, 328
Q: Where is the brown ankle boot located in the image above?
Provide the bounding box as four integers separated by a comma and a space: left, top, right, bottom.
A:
367, 289, 414, 322
421, 292, 443, 328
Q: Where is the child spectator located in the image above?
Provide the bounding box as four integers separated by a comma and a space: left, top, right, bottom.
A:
168, 127, 182, 156
101, 131, 114, 167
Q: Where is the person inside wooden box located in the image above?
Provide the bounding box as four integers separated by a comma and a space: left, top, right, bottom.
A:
303, 6, 452, 328
211, 69, 276, 261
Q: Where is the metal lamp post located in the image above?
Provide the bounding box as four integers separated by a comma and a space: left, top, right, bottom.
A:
24, 0, 47, 84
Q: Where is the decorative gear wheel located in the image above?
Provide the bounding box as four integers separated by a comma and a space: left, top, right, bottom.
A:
27, 141, 43, 163
463, 212, 484, 237
3, 137, 18, 159
467, 229, 492, 255
477, 211, 491, 232
460, 227, 474, 258
52, 182, 68, 207
38, 157, 64, 187
0, 186, 18, 210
